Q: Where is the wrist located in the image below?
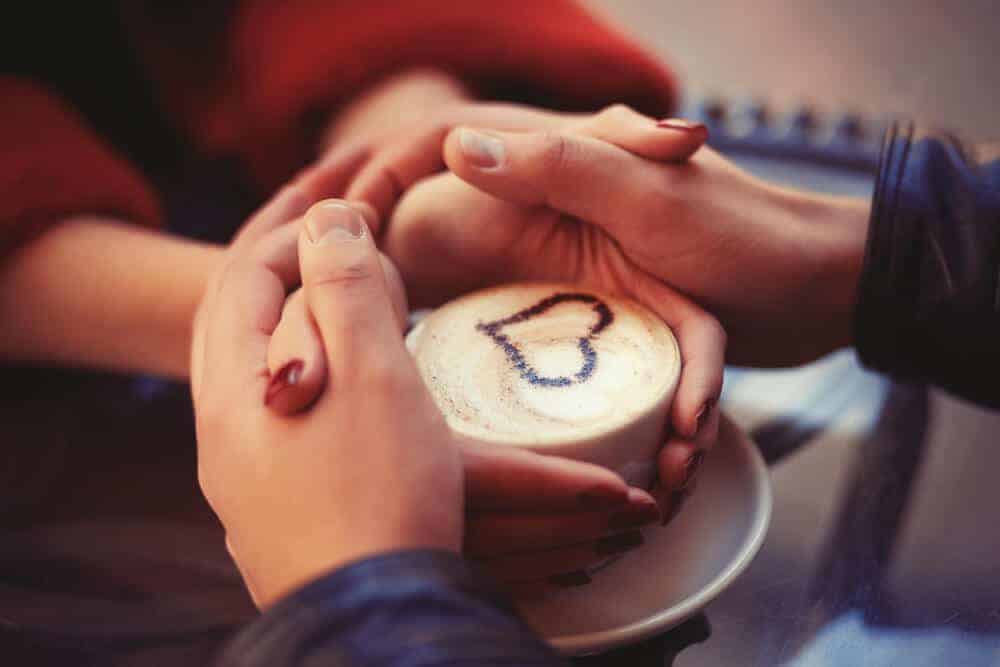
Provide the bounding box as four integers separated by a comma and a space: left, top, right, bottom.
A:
805, 194, 870, 351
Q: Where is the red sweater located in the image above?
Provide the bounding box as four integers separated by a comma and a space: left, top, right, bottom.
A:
0, 1, 676, 258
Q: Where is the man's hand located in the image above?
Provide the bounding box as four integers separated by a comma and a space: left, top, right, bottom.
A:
193, 196, 466, 609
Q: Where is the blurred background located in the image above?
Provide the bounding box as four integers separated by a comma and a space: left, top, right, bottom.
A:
589, 0, 1000, 137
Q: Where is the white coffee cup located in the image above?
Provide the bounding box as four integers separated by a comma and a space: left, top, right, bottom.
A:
405, 283, 680, 488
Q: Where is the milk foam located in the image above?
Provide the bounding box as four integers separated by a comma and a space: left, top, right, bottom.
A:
406, 284, 679, 447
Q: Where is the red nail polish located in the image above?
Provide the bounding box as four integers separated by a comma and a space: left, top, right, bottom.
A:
663, 489, 690, 526
692, 398, 717, 438
680, 450, 706, 490
265, 360, 304, 405
656, 118, 709, 134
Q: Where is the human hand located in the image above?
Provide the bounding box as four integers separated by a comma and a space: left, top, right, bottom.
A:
317, 68, 582, 225
330, 108, 721, 554
191, 191, 464, 609
382, 169, 721, 516
442, 117, 870, 367
263, 203, 668, 589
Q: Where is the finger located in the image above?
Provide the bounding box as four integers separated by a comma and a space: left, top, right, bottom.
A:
651, 409, 720, 524
195, 183, 312, 397
229, 183, 311, 253
629, 270, 726, 442
294, 142, 372, 201
480, 530, 645, 584
347, 104, 570, 221
298, 200, 409, 382
465, 488, 658, 557
266, 289, 327, 415
203, 221, 303, 404
378, 251, 410, 331
443, 127, 673, 240
462, 443, 632, 513
231, 142, 369, 253
265, 250, 408, 416
569, 104, 708, 162
344, 131, 446, 224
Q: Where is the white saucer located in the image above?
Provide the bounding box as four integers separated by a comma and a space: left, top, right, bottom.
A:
516, 416, 772, 656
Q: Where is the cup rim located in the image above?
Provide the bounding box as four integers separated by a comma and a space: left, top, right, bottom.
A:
407, 283, 681, 449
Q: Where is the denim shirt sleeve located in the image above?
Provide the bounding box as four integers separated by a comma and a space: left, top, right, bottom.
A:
855, 121, 1000, 407
215, 550, 566, 667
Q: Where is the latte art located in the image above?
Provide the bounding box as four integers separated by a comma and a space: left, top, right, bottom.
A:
475, 293, 613, 388
406, 284, 679, 449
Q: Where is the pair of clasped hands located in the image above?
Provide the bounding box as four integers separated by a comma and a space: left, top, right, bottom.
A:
193, 91, 865, 607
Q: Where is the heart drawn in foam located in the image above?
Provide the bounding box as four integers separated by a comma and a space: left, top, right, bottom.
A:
475, 293, 614, 388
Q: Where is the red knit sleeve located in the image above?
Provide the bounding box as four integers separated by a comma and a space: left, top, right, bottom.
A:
0, 78, 162, 260
137, 0, 677, 189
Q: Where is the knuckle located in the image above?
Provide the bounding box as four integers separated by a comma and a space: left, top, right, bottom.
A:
364, 356, 409, 395
309, 258, 375, 293
536, 131, 572, 174
710, 317, 728, 351
599, 103, 637, 124
698, 312, 726, 346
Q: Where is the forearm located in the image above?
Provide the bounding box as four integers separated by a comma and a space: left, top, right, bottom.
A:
0, 218, 222, 378
792, 190, 870, 353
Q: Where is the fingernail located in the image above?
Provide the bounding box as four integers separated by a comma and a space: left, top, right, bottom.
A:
548, 570, 592, 588
656, 118, 708, 134
693, 398, 716, 438
680, 450, 706, 490
305, 202, 366, 244
265, 360, 304, 405
663, 490, 690, 526
596, 530, 645, 556
577, 486, 629, 510
608, 503, 661, 531
458, 128, 505, 169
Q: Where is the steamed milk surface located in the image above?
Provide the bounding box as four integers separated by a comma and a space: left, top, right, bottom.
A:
406, 284, 679, 446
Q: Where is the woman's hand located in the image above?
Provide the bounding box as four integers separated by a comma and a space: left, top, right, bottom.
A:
442, 121, 870, 367
316, 68, 578, 225
191, 191, 465, 609
262, 204, 666, 588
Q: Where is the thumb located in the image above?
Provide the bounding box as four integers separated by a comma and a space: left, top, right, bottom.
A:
265, 254, 410, 415
299, 200, 410, 383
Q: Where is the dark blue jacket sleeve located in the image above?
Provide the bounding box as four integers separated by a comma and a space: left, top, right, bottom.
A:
215, 550, 566, 667
855, 121, 1000, 407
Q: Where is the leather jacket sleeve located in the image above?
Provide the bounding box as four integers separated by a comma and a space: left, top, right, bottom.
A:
855, 121, 1000, 407
215, 550, 565, 667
